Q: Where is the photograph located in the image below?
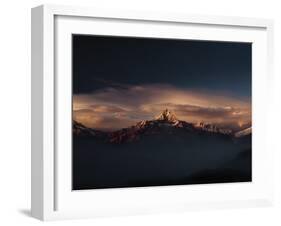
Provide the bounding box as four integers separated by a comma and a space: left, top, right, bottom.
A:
72, 34, 252, 190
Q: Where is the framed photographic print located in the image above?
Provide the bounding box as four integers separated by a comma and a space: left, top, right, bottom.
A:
31, 4, 274, 221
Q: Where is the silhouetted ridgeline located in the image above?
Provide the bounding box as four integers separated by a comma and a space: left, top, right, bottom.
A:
72, 110, 252, 190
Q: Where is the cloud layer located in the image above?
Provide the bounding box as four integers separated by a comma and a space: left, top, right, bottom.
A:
73, 84, 251, 131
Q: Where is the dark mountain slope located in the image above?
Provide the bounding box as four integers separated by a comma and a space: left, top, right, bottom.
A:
72, 109, 251, 190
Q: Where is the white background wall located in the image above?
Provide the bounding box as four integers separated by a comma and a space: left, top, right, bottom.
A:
0, 0, 280, 225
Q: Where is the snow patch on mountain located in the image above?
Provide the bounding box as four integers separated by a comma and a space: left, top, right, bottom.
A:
234, 127, 252, 137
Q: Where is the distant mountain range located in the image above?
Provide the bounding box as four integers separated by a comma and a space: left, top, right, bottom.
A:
73, 109, 252, 189
73, 109, 251, 144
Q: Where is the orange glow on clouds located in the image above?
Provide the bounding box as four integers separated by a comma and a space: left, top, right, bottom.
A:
73, 84, 251, 131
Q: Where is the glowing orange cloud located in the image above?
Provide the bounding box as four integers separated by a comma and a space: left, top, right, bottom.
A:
73, 84, 251, 131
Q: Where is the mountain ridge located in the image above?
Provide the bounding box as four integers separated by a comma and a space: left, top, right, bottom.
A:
73, 109, 251, 144
73, 109, 252, 189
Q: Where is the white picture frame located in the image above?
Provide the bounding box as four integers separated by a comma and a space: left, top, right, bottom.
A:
31, 4, 274, 221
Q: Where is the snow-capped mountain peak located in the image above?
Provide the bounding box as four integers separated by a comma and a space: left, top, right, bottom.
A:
155, 109, 178, 122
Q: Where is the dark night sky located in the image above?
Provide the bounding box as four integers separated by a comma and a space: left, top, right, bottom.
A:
72, 35, 251, 98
